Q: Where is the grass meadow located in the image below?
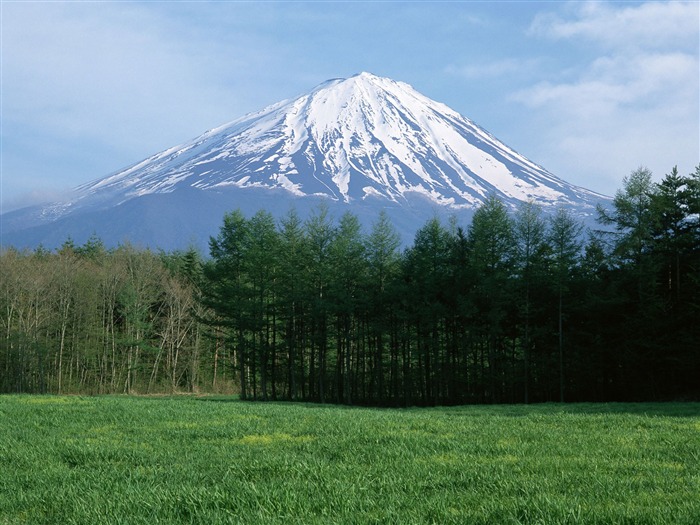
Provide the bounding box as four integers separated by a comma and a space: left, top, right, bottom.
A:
0, 396, 698, 524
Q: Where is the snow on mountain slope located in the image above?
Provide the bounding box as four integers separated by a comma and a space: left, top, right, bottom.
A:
1, 72, 610, 250
72, 72, 606, 209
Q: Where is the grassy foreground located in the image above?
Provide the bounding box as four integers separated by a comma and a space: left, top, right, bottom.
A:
0, 397, 698, 524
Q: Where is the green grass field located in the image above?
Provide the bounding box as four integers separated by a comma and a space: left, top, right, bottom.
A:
0, 396, 698, 524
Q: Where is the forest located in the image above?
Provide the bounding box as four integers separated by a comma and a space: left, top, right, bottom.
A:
1, 166, 698, 404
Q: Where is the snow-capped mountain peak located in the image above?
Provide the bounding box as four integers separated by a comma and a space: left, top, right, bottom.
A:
2, 73, 610, 251
73, 72, 605, 210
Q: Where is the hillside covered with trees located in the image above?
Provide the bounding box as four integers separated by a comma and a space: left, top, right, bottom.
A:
2, 166, 698, 404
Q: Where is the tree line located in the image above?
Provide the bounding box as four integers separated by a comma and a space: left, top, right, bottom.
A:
1, 166, 698, 404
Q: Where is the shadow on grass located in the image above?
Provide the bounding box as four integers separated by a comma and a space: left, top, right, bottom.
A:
195, 396, 363, 412
193, 396, 700, 418
421, 402, 699, 418
195, 395, 241, 403
547, 402, 700, 418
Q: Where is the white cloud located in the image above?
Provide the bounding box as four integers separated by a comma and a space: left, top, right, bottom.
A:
530, 1, 699, 51
512, 1, 700, 194
514, 52, 698, 117
2, 188, 74, 214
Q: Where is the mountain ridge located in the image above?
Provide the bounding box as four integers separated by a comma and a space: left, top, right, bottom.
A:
1, 72, 609, 250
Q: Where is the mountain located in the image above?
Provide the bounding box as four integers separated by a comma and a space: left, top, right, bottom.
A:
1, 72, 609, 250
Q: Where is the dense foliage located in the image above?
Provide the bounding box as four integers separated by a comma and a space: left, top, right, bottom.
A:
1, 166, 698, 403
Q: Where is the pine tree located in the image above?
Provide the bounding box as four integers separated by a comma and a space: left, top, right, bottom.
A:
277, 208, 310, 400
329, 211, 366, 403
547, 207, 583, 402
203, 210, 250, 398
467, 196, 515, 403
366, 210, 402, 403
245, 210, 280, 400
648, 166, 700, 397
404, 217, 453, 404
513, 201, 548, 403
597, 168, 660, 398
305, 204, 336, 402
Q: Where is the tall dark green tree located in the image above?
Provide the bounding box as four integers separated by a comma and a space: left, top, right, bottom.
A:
277, 209, 310, 400
547, 207, 583, 402
329, 212, 366, 403
598, 167, 657, 281
647, 166, 700, 397
597, 168, 661, 398
404, 217, 453, 404
513, 201, 548, 403
366, 211, 402, 403
650, 166, 695, 303
245, 210, 280, 400
204, 210, 250, 398
467, 196, 515, 403
305, 204, 336, 402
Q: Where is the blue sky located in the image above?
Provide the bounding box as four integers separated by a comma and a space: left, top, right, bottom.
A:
2, 1, 698, 212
